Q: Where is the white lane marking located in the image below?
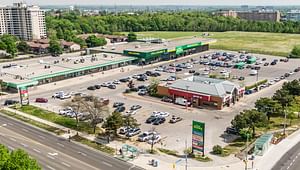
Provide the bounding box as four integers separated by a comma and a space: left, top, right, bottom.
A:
38, 135, 45, 139
287, 165, 290, 169
61, 162, 71, 167
290, 162, 293, 166
102, 161, 112, 167
77, 151, 87, 156
57, 143, 64, 147
7, 145, 14, 150
47, 155, 55, 160
33, 149, 41, 153
46, 165, 56, 170
22, 128, 29, 132
1, 123, 7, 127
48, 152, 58, 156
20, 143, 28, 147
9, 137, 16, 142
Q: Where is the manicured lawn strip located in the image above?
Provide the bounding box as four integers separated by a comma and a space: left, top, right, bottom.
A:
71, 135, 115, 155
0, 109, 64, 135
158, 148, 178, 156
15, 105, 96, 134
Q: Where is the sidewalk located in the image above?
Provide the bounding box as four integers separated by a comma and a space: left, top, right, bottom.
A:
254, 129, 300, 170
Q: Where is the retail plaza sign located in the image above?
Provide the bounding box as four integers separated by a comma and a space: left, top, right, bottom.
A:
192, 120, 205, 156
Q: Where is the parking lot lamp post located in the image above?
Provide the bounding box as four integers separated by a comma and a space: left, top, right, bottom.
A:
185, 139, 188, 170
185, 85, 190, 109
256, 70, 259, 91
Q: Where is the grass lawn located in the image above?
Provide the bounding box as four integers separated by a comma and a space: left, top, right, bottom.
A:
123, 31, 300, 57
15, 105, 98, 134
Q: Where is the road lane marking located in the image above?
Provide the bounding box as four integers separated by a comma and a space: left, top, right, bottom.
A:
57, 143, 64, 147
7, 145, 14, 150
46, 165, 56, 170
9, 137, 16, 142
102, 161, 112, 167
20, 143, 28, 147
61, 162, 71, 167
22, 128, 29, 132
77, 151, 87, 156
47, 155, 55, 160
33, 149, 41, 153
38, 135, 45, 139
48, 152, 58, 156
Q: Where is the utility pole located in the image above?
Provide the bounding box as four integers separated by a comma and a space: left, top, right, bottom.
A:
185, 85, 189, 110
185, 139, 188, 170
283, 103, 287, 137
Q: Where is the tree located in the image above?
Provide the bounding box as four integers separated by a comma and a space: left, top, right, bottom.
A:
85, 35, 107, 48
127, 32, 137, 42
0, 34, 18, 57
282, 80, 300, 96
212, 145, 223, 155
81, 96, 110, 134
272, 89, 294, 107
48, 39, 63, 56
17, 41, 30, 53
291, 45, 300, 58
63, 96, 85, 129
0, 40, 7, 50
123, 114, 140, 139
231, 109, 268, 137
0, 144, 41, 170
255, 97, 282, 120
73, 37, 87, 48
102, 111, 124, 136
148, 78, 160, 96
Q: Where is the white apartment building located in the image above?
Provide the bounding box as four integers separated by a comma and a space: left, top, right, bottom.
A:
0, 2, 46, 40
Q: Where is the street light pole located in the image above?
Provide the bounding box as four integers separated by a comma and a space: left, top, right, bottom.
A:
185, 139, 188, 170
283, 104, 287, 137
185, 85, 190, 110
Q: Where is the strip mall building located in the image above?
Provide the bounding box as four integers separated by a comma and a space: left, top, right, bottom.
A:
158, 76, 245, 110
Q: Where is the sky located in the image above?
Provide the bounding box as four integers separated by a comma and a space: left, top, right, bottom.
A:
2, 0, 300, 6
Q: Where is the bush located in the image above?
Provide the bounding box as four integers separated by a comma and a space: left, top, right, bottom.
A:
212, 145, 224, 155
158, 148, 178, 156
245, 79, 268, 90
239, 129, 253, 140
290, 45, 300, 58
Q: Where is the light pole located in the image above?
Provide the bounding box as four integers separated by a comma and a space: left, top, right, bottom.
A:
185, 139, 188, 170
255, 69, 259, 91
283, 103, 287, 137
185, 85, 190, 110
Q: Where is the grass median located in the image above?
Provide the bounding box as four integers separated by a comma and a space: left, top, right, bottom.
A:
14, 105, 98, 134
0, 109, 65, 135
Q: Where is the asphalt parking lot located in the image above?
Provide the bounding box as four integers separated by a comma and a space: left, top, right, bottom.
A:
20, 50, 300, 155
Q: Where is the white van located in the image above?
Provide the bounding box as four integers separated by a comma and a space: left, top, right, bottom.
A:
250, 70, 258, 76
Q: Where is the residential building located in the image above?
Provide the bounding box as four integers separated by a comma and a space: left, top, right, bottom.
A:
0, 2, 47, 40
286, 10, 300, 21
157, 76, 244, 110
26, 39, 80, 54
215, 10, 237, 18
236, 10, 281, 22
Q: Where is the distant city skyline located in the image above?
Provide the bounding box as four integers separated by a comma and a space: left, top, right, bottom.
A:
2, 0, 300, 6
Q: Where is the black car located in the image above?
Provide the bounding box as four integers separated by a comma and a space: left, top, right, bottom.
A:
113, 102, 124, 108
153, 117, 166, 125
264, 62, 269, 66
146, 116, 157, 124
4, 100, 19, 105
176, 68, 183, 72
108, 84, 116, 89
225, 127, 239, 135
189, 70, 195, 73
262, 58, 267, 61
270, 61, 277, 65
94, 85, 101, 89
238, 76, 245, 81
114, 106, 125, 113
87, 86, 96, 90
138, 85, 147, 90
119, 77, 130, 82
294, 68, 300, 72
284, 73, 290, 77
193, 72, 200, 76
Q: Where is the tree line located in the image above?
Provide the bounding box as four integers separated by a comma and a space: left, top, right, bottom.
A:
46, 11, 300, 39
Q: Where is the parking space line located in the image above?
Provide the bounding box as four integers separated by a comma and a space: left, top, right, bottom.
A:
46, 165, 56, 170
57, 143, 64, 147
61, 162, 71, 167
102, 161, 112, 167
33, 148, 41, 153
22, 128, 29, 132
77, 151, 87, 156
7, 145, 14, 150
38, 135, 45, 139
9, 137, 16, 142
20, 143, 28, 147
47, 155, 55, 160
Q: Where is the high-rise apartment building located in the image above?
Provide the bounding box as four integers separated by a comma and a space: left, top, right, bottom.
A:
0, 2, 46, 40
286, 10, 300, 21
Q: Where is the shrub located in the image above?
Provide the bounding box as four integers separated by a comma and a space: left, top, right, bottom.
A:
212, 145, 224, 155
290, 45, 300, 58
245, 79, 268, 90
239, 129, 253, 140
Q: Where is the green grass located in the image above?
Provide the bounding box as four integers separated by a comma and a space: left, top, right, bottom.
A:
0, 109, 65, 135
15, 105, 97, 134
157, 148, 178, 156
123, 31, 300, 57
71, 134, 115, 155
193, 155, 212, 162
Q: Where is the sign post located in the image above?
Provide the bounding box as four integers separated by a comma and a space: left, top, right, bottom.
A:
192, 121, 205, 157
19, 87, 29, 105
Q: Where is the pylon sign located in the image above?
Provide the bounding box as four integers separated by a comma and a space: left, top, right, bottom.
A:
192, 120, 205, 156
19, 87, 29, 105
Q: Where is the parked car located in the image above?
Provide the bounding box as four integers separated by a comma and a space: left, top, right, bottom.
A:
147, 135, 162, 144
130, 105, 142, 110
59, 107, 73, 115
238, 76, 245, 81
153, 117, 166, 125
225, 127, 239, 135
169, 115, 183, 123
264, 62, 269, 66
270, 61, 277, 65
138, 89, 147, 96
119, 77, 130, 82
94, 84, 101, 89
87, 86, 96, 90
114, 106, 125, 112
113, 80, 121, 84
108, 84, 116, 89
126, 128, 141, 137
138, 85, 148, 90
138, 131, 157, 142
119, 127, 130, 134
4, 99, 19, 105
146, 116, 157, 124
189, 70, 195, 73
161, 96, 173, 103
113, 102, 124, 108
35, 98, 48, 103
101, 82, 110, 87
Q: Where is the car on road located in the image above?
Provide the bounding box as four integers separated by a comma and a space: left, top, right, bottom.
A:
130, 105, 142, 110
4, 99, 19, 105
169, 115, 183, 123
108, 84, 116, 89
35, 98, 48, 103
87, 86, 96, 90
113, 102, 124, 108
126, 128, 141, 137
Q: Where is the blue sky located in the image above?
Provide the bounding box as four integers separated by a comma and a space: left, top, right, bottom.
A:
3, 0, 300, 6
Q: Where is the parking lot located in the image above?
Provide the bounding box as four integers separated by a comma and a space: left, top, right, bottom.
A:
12, 50, 300, 158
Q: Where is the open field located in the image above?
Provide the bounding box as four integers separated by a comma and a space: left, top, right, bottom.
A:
127, 31, 300, 57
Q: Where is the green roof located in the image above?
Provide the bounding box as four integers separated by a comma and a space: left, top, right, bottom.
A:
4, 80, 39, 89
255, 133, 273, 147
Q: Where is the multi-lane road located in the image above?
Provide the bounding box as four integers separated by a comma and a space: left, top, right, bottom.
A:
272, 141, 300, 170
0, 114, 143, 170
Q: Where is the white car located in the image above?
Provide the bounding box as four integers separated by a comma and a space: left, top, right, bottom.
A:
202, 71, 210, 75
113, 80, 121, 84
138, 131, 157, 142
147, 135, 162, 144
60, 94, 71, 99
268, 80, 275, 85
152, 111, 170, 117
59, 107, 72, 115
274, 77, 280, 82
289, 71, 294, 75
186, 64, 193, 69
125, 110, 137, 116
204, 67, 210, 71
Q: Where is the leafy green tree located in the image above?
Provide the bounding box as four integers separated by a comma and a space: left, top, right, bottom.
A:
48, 39, 63, 56
123, 114, 140, 138
85, 35, 107, 48
73, 37, 87, 48
0, 144, 9, 167
148, 78, 160, 96
231, 109, 268, 137
282, 80, 300, 96
291, 45, 300, 58
102, 111, 124, 136
212, 145, 223, 155
255, 97, 282, 120
272, 89, 294, 107
0, 40, 7, 50
0, 34, 18, 56
17, 41, 30, 53
128, 32, 137, 42
3, 149, 41, 170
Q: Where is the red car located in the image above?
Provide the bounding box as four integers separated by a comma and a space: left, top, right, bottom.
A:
35, 98, 48, 103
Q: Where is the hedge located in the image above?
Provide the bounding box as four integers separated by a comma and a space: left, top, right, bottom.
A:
245, 79, 268, 90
